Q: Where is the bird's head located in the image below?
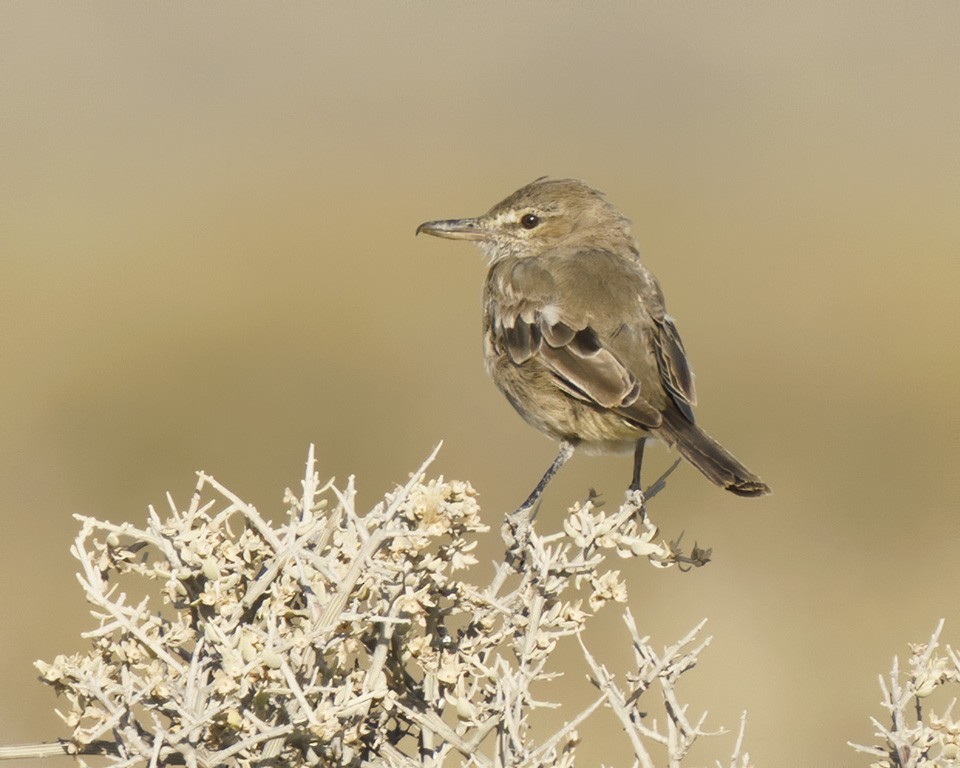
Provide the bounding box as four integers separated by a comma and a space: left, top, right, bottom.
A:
416, 178, 635, 261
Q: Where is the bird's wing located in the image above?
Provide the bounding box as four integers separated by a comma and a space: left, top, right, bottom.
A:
494, 304, 663, 429
653, 314, 697, 422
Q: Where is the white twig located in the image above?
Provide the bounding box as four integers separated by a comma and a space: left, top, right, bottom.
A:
26, 446, 748, 766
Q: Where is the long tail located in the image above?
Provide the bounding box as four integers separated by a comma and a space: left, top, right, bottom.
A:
659, 410, 771, 497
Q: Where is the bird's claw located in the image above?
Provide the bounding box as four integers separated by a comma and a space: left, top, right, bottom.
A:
502, 505, 534, 569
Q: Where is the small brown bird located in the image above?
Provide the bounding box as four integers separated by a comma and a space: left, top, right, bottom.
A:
417, 178, 770, 514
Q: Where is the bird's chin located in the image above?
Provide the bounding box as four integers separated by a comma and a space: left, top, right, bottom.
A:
478, 241, 503, 262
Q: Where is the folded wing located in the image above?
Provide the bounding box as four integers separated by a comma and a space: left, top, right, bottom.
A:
495, 309, 663, 429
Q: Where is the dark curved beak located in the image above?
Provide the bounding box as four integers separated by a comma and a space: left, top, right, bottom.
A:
415, 217, 491, 241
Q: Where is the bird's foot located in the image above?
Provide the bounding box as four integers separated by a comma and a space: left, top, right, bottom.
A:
623, 487, 647, 521
502, 504, 535, 569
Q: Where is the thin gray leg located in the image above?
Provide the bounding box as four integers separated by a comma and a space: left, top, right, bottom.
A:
629, 438, 646, 491
517, 441, 576, 513
504, 442, 576, 561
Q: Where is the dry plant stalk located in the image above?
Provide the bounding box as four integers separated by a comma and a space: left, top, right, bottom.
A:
32, 445, 752, 767
850, 620, 960, 768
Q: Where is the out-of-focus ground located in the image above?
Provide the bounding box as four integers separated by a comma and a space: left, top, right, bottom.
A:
2, 4, 958, 764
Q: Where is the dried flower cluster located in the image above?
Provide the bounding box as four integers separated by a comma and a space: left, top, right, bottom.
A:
34, 445, 749, 767
850, 620, 960, 768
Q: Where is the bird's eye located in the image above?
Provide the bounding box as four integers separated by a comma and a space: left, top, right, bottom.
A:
520, 213, 540, 230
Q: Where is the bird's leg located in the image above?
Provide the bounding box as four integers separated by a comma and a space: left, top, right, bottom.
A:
625, 438, 648, 516
503, 441, 576, 558
519, 441, 576, 512
629, 438, 646, 491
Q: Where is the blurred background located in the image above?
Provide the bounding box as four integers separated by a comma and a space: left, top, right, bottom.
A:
2, 3, 958, 764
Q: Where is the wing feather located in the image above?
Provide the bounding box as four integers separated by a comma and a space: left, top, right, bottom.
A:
502, 320, 540, 364
653, 315, 697, 422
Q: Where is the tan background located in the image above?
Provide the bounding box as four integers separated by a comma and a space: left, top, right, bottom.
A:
2, 3, 958, 765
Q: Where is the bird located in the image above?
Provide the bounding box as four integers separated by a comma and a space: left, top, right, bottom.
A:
416, 177, 770, 518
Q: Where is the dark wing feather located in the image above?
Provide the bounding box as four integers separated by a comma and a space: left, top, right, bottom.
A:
541, 320, 576, 347
653, 315, 697, 422
501, 320, 541, 364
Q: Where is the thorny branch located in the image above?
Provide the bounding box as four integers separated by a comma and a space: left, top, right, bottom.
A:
26, 445, 751, 767
850, 620, 960, 768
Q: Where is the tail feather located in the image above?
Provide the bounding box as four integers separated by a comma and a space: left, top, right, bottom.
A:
660, 410, 771, 497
